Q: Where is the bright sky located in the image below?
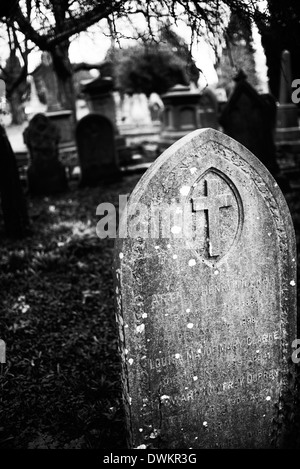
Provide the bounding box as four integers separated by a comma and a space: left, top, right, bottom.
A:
66, 17, 221, 88
1, 5, 268, 92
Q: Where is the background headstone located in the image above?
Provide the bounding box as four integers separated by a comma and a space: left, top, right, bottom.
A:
114, 128, 297, 449
219, 71, 281, 180
76, 113, 120, 187
198, 87, 219, 129
23, 113, 68, 195
0, 124, 30, 237
159, 84, 203, 153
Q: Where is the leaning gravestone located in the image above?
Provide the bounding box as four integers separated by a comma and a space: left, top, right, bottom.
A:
114, 128, 297, 449
23, 113, 68, 195
76, 114, 120, 187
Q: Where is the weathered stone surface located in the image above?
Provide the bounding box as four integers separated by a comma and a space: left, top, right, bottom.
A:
114, 128, 297, 449
76, 113, 120, 187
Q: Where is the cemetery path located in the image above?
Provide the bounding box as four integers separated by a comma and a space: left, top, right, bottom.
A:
0, 175, 299, 449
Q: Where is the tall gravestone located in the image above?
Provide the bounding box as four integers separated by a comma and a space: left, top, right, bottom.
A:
76, 114, 120, 187
275, 50, 300, 189
219, 71, 280, 180
23, 113, 68, 195
114, 128, 297, 449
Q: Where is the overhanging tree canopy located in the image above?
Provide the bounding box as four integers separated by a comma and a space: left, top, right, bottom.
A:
0, 1, 268, 116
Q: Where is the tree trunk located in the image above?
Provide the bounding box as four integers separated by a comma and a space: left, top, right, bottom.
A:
51, 41, 77, 123
9, 91, 26, 125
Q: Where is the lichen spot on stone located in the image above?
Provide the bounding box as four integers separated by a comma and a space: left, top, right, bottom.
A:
171, 226, 181, 234
136, 324, 145, 333
188, 259, 196, 267
180, 185, 190, 196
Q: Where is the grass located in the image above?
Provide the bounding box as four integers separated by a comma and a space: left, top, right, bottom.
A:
0, 173, 300, 449
0, 175, 140, 449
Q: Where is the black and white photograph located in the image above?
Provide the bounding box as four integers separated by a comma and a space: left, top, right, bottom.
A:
0, 0, 300, 458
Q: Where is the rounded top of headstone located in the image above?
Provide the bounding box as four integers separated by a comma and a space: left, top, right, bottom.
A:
81, 76, 114, 94
169, 84, 191, 92
161, 83, 201, 103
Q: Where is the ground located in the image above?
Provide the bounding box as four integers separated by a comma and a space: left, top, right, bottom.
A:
0, 172, 300, 449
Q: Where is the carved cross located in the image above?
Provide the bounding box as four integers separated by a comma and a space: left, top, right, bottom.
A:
191, 179, 233, 257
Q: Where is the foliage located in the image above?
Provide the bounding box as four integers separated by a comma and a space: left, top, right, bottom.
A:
216, 13, 259, 96
0, 176, 143, 449
106, 25, 199, 96
256, 0, 300, 98
0, 1, 268, 117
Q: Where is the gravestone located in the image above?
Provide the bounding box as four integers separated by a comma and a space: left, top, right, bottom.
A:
76, 114, 120, 187
219, 71, 280, 179
199, 87, 219, 130
159, 84, 203, 153
81, 76, 117, 126
23, 113, 68, 195
114, 128, 297, 449
38, 51, 62, 112
275, 50, 300, 189
0, 124, 30, 237
276, 49, 300, 140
